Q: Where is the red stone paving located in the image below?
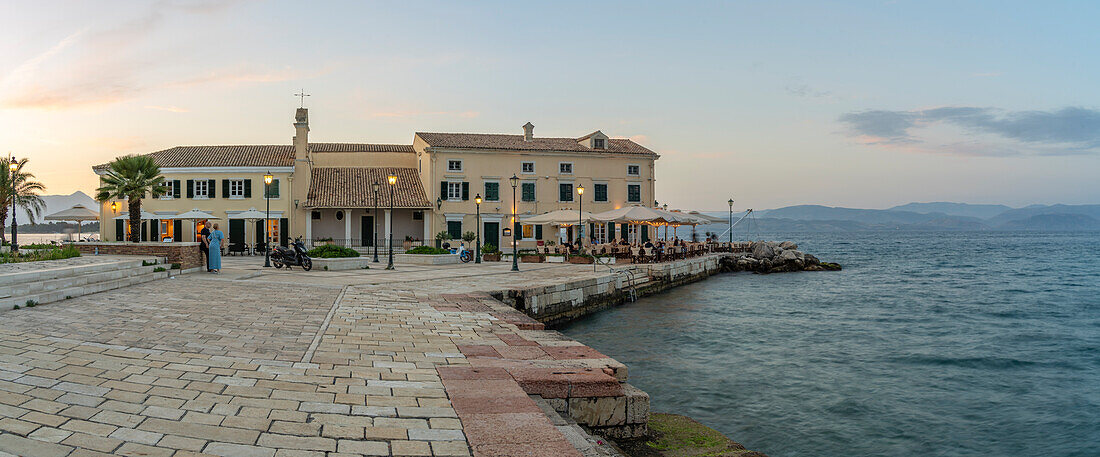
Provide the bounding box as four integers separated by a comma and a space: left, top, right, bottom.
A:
436, 366, 513, 380
498, 333, 540, 346
472, 441, 584, 457
450, 394, 544, 415
461, 413, 566, 445
494, 346, 551, 360
543, 345, 609, 360
441, 379, 530, 398
456, 345, 504, 358
508, 367, 623, 398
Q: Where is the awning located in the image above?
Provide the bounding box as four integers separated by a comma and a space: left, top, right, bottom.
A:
170, 209, 219, 220
522, 209, 595, 226
44, 205, 99, 222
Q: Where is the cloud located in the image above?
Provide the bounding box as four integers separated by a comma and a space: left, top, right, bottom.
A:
0, 0, 286, 110
785, 83, 832, 99
839, 106, 1100, 155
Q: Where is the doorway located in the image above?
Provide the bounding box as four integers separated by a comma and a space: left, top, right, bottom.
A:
484, 222, 499, 249
361, 215, 374, 247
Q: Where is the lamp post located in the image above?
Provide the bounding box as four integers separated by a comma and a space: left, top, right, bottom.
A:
8, 157, 17, 254
263, 172, 273, 267
576, 185, 584, 249
474, 194, 482, 264
662, 203, 669, 240
386, 174, 396, 270
372, 182, 380, 263
728, 198, 735, 244
509, 174, 519, 272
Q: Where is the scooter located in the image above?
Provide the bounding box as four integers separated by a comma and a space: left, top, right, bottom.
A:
449, 244, 474, 263
271, 237, 313, 271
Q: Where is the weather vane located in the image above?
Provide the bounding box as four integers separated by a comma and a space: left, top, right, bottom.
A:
294, 89, 310, 108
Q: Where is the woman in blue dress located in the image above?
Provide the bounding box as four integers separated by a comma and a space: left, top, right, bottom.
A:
207, 222, 224, 273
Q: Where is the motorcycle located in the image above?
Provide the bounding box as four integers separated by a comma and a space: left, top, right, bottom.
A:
271, 237, 313, 271
449, 244, 474, 263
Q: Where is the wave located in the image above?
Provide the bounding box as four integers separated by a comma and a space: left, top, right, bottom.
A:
889, 355, 1039, 370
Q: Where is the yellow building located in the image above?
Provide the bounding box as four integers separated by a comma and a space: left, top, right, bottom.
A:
95, 109, 658, 251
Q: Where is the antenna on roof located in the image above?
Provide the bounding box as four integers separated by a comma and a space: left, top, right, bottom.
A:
294, 89, 311, 108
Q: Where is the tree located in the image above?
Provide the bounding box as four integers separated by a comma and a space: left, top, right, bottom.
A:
0, 157, 47, 244
94, 155, 165, 243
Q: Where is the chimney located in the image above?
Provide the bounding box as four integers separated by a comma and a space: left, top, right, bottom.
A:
522, 122, 534, 142
293, 108, 309, 157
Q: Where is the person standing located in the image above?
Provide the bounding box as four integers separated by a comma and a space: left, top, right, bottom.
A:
208, 223, 224, 273
199, 221, 211, 272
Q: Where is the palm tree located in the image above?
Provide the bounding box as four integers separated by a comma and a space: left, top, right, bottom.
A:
95, 155, 165, 243
0, 157, 47, 245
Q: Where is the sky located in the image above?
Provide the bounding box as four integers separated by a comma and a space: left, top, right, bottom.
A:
1, 0, 1098, 211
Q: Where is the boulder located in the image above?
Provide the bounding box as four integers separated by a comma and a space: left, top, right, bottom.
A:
779, 241, 798, 250
776, 250, 799, 262
750, 242, 774, 260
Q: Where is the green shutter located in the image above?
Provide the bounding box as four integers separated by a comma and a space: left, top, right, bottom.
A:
621, 224, 628, 240
173, 220, 182, 242
115, 219, 124, 241
641, 225, 650, 242
440, 181, 447, 200
514, 220, 522, 240
280, 218, 288, 246
186, 180, 194, 198
535, 225, 542, 240
256, 220, 265, 245
141, 220, 148, 241
522, 182, 535, 202
173, 180, 181, 198
222, 180, 230, 198
461, 182, 469, 201
208, 179, 216, 198
447, 221, 462, 239
608, 222, 616, 240
244, 179, 251, 198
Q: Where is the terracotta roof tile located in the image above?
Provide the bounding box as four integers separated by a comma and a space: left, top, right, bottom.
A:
415, 132, 657, 156
92, 143, 414, 171
305, 167, 430, 209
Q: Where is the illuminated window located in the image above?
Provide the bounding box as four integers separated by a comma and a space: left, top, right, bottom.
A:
522, 225, 534, 239
267, 219, 280, 242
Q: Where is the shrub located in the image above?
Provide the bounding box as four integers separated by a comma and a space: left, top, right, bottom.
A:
482, 243, 498, 254
25, 300, 38, 307
405, 246, 450, 255
22, 243, 57, 249
170, 263, 181, 269
142, 259, 157, 266
307, 245, 360, 258
435, 231, 449, 241
0, 245, 81, 264
153, 267, 166, 272
462, 231, 476, 243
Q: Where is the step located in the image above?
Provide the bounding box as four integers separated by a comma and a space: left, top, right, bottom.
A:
0, 256, 161, 288
0, 269, 170, 311
0, 262, 159, 299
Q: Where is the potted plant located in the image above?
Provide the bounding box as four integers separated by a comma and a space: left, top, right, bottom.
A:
462, 231, 477, 247
519, 249, 543, 263
568, 253, 594, 264
482, 243, 501, 262
435, 231, 449, 249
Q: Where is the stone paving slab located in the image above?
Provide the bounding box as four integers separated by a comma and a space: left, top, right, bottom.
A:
0, 261, 638, 456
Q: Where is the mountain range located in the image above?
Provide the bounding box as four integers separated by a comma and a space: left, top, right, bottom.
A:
713, 202, 1100, 232
11, 191, 97, 224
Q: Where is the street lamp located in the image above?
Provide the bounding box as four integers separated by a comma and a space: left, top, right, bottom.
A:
263, 172, 273, 267
509, 174, 519, 272
110, 201, 118, 213
576, 185, 585, 249
474, 194, 482, 264
386, 174, 397, 270
372, 182, 380, 263
8, 157, 17, 254
662, 203, 668, 240
728, 198, 735, 244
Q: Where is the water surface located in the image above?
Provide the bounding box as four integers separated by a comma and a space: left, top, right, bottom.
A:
560, 231, 1100, 457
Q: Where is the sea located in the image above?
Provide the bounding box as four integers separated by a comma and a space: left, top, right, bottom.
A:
559, 231, 1100, 457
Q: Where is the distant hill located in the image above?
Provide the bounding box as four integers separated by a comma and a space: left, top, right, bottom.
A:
889, 202, 1012, 219
755, 205, 945, 224
15, 191, 97, 225
986, 204, 1100, 226
996, 214, 1100, 231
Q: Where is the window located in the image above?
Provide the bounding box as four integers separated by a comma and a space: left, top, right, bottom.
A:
627, 164, 640, 176
447, 160, 463, 172
559, 162, 573, 174
311, 211, 321, 220
559, 183, 573, 202
484, 182, 500, 201
161, 181, 175, 199
267, 219, 280, 242
229, 179, 245, 198
159, 220, 174, 241
594, 223, 607, 243
265, 179, 280, 198
521, 162, 535, 174
336, 210, 344, 221
447, 182, 463, 200
194, 180, 209, 198
627, 184, 641, 202
522, 225, 534, 239
521, 182, 536, 202
593, 138, 606, 149
594, 184, 608, 202
412, 211, 424, 221
447, 221, 462, 239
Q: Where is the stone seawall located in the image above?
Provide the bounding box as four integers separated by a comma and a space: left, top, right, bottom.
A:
501, 255, 725, 326
74, 242, 204, 270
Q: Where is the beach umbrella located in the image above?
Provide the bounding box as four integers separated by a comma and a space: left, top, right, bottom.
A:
169, 209, 219, 242
523, 209, 595, 226
113, 210, 159, 220
229, 208, 270, 248
44, 205, 99, 240
590, 205, 672, 224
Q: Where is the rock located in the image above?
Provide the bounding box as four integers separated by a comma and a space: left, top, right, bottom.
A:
779, 241, 798, 250
776, 250, 799, 262
750, 242, 774, 260
803, 253, 819, 265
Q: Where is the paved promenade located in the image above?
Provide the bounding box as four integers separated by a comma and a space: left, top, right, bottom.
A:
0, 258, 631, 457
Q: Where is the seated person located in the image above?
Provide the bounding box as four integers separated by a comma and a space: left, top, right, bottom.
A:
643, 240, 654, 249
